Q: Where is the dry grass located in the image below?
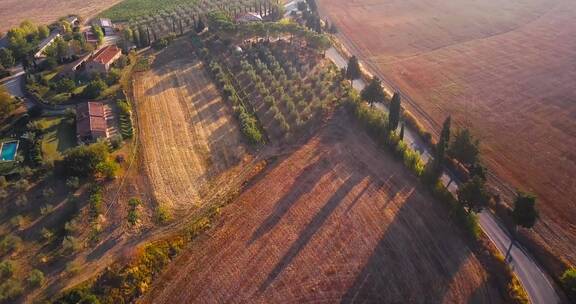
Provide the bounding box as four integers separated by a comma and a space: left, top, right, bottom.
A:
318, 0, 576, 267
142, 114, 502, 303
133, 40, 247, 213
0, 0, 122, 30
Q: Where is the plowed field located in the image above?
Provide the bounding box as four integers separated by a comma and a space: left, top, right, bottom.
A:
143, 114, 501, 303
134, 40, 247, 212
0, 0, 121, 30
318, 0, 576, 266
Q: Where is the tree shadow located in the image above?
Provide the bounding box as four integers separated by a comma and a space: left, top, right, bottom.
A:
258, 172, 365, 293
248, 155, 332, 244
340, 189, 482, 303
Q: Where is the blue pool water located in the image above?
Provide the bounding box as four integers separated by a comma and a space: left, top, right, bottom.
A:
0, 141, 18, 161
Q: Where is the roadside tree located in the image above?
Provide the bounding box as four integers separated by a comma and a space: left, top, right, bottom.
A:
457, 176, 490, 213
512, 192, 539, 229
448, 128, 479, 167
0, 48, 15, 68
361, 76, 385, 107
346, 55, 361, 86
388, 92, 401, 131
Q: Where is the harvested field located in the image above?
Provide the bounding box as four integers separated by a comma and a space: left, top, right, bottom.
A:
318, 0, 576, 266
133, 40, 247, 212
0, 0, 121, 30
143, 113, 502, 303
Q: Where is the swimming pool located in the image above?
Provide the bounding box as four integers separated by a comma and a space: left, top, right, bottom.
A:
0, 141, 19, 161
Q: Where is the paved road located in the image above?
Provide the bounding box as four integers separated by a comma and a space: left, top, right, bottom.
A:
480, 213, 560, 304
323, 45, 560, 304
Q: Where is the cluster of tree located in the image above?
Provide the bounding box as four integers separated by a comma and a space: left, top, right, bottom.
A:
0, 85, 16, 121
60, 142, 118, 180
5, 21, 50, 62
240, 43, 336, 134
203, 54, 263, 144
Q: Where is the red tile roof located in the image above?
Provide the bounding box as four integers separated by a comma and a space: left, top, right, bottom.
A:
77, 102, 107, 139
91, 45, 121, 65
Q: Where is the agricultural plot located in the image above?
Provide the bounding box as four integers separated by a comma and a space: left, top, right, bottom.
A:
133, 39, 247, 212
200, 36, 342, 143
318, 0, 576, 266
143, 114, 501, 303
103, 0, 277, 21
0, 0, 121, 30
103, 0, 280, 44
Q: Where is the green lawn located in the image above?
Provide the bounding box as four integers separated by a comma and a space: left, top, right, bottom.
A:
38, 116, 77, 162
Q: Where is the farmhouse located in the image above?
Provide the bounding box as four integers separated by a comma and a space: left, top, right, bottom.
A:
76, 101, 108, 143
236, 12, 263, 23
35, 32, 61, 58
85, 45, 122, 74
93, 18, 115, 36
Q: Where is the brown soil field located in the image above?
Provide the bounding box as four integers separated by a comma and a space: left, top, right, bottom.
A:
142, 113, 503, 303
0, 0, 122, 30
318, 0, 576, 267
133, 40, 247, 212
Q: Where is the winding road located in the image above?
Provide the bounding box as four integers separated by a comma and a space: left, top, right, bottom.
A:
321, 22, 561, 304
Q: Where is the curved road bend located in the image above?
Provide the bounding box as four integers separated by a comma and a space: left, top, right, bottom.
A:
322, 45, 560, 303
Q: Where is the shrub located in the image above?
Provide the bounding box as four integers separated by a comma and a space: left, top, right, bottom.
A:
95, 160, 119, 180
561, 267, 576, 302
83, 79, 108, 99
0, 260, 14, 279
154, 205, 172, 225
62, 236, 82, 254
41, 227, 54, 241
66, 176, 80, 190
0, 234, 22, 255
0, 278, 23, 302
27, 269, 45, 288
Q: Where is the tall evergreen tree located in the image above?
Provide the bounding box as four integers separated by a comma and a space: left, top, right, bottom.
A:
346, 55, 361, 86
388, 92, 401, 131
426, 115, 452, 183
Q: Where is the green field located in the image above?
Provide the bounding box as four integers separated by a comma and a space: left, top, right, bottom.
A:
100, 0, 198, 21
38, 116, 77, 162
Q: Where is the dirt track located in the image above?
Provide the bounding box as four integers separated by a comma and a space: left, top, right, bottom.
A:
142, 113, 501, 303
0, 0, 121, 30
318, 0, 576, 267
133, 41, 246, 212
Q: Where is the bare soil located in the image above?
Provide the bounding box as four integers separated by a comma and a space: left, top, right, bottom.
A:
318, 0, 576, 267
133, 40, 247, 213
142, 113, 502, 303
0, 0, 122, 30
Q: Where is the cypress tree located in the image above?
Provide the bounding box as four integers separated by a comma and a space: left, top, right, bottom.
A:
346, 55, 361, 85
388, 92, 401, 131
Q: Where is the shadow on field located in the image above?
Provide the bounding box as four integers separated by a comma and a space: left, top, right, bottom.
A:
248, 155, 332, 244
258, 171, 366, 293
340, 192, 477, 303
